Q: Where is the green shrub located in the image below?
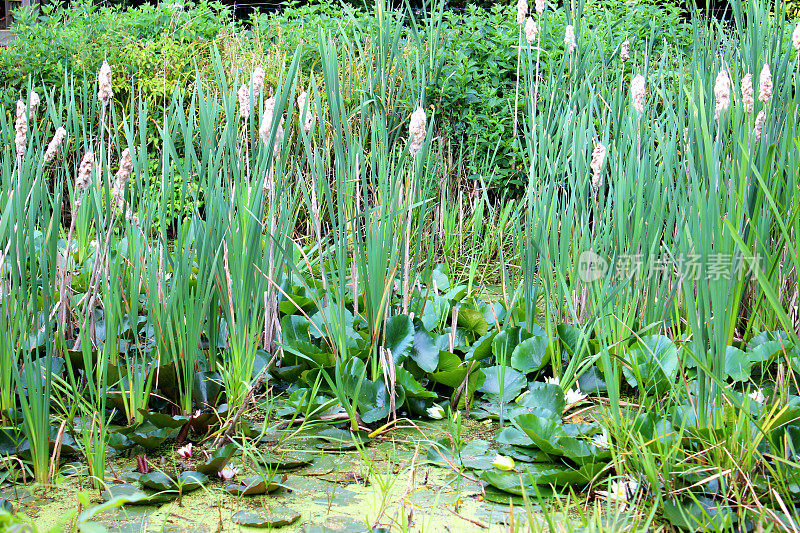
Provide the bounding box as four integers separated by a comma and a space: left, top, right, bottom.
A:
0, 0, 229, 108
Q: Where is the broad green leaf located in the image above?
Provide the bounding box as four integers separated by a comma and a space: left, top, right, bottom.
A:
510, 336, 550, 374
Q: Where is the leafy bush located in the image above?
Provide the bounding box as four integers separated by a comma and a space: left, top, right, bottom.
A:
0, 0, 690, 195
0, 0, 229, 108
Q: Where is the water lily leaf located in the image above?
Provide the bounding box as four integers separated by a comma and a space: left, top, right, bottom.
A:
632, 413, 677, 448
465, 331, 497, 362
384, 315, 414, 363
0, 499, 12, 512
481, 302, 507, 329
224, 474, 284, 495
192, 371, 222, 410
576, 365, 607, 394
457, 308, 488, 337
723, 346, 751, 382
139, 472, 176, 491
516, 383, 565, 419
138, 409, 189, 429
510, 336, 550, 374
481, 462, 597, 492
99, 483, 157, 505
431, 264, 451, 291
396, 367, 436, 399
478, 366, 526, 399
500, 444, 549, 463
358, 379, 395, 424
492, 327, 532, 362
663, 497, 734, 530
430, 351, 468, 387
256, 451, 315, 469
0, 429, 24, 455
557, 325, 592, 359
622, 335, 679, 394
195, 443, 236, 475
311, 305, 357, 341
278, 294, 316, 315
408, 319, 439, 372
281, 315, 323, 361
316, 427, 368, 450
127, 424, 172, 450
496, 426, 535, 447
178, 471, 208, 491
747, 340, 782, 365
514, 414, 610, 465
231, 508, 300, 528
271, 364, 305, 381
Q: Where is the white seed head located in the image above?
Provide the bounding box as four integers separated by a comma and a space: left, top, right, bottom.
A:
251, 66, 266, 98
517, 0, 528, 25
14, 100, 27, 159
753, 109, 765, 143
524, 18, 538, 44
741, 73, 754, 114
620, 40, 630, 63
297, 91, 314, 132
408, 106, 427, 156
260, 96, 285, 155
590, 142, 606, 190
114, 148, 133, 185
237, 84, 251, 119
535, 0, 544, 15
75, 152, 94, 196
713, 69, 730, 120
28, 91, 40, 118
793, 23, 800, 51
564, 25, 576, 54
631, 74, 646, 115
43, 127, 67, 164
97, 60, 113, 108
758, 63, 772, 104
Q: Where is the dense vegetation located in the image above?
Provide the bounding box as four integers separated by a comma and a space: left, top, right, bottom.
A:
1, 0, 800, 530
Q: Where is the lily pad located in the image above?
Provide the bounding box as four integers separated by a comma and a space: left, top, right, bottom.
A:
256, 451, 315, 470
478, 366, 527, 399
100, 483, 167, 505
514, 414, 610, 465
138, 409, 190, 429
0, 499, 13, 513
139, 472, 177, 491
231, 507, 300, 528
224, 474, 285, 496
510, 335, 550, 374
315, 427, 368, 451
126, 424, 172, 450
663, 497, 734, 530
194, 443, 237, 475
178, 471, 208, 491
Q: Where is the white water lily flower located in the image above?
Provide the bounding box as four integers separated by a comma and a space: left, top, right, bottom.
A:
597, 476, 639, 504
491, 454, 515, 471
176, 443, 193, 458
426, 404, 445, 420
218, 465, 240, 480
592, 432, 610, 449
545, 376, 560, 386
749, 388, 765, 404
564, 382, 587, 405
